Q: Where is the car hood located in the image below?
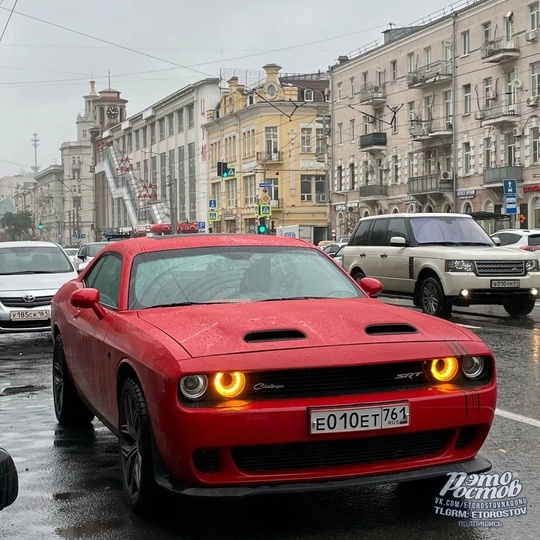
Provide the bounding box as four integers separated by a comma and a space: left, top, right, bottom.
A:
412, 245, 535, 259
0, 272, 78, 293
137, 298, 472, 358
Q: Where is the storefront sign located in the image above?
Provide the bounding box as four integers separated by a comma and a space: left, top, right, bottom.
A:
457, 189, 476, 199
523, 184, 540, 193
334, 204, 346, 211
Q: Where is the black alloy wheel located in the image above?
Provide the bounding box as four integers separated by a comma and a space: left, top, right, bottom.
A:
419, 277, 452, 318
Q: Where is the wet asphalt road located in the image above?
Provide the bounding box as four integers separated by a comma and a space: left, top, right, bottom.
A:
0, 303, 539, 540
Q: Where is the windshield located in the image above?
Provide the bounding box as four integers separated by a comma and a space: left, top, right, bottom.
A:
410, 217, 493, 245
87, 243, 109, 257
0, 246, 74, 274
129, 246, 363, 309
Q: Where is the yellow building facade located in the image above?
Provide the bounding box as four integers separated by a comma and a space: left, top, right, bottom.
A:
204, 64, 330, 234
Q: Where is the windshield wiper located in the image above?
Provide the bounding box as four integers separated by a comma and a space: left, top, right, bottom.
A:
0, 270, 58, 275
256, 296, 333, 302
143, 301, 233, 309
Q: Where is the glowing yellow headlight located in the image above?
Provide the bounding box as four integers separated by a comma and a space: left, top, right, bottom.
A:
430, 357, 459, 382
214, 372, 246, 398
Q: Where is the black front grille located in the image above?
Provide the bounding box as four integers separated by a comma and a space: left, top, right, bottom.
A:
193, 449, 220, 472
232, 429, 452, 473
0, 295, 53, 308
455, 426, 476, 449
0, 320, 50, 329
475, 260, 525, 276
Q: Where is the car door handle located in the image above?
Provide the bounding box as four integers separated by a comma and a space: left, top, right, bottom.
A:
360, 253, 366, 257
380, 254, 388, 258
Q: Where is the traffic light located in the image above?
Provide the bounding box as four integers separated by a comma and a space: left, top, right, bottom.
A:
257, 217, 267, 234
38, 223, 44, 231
217, 161, 228, 177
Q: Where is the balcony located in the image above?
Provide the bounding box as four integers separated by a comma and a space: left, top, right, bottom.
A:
359, 184, 388, 198
483, 165, 523, 185
481, 37, 520, 63
359, 132, 387, 152
409, 120, 453, 140
406, 61, 453, 88
358, 84, 386, 106
480, 101, 519, 127
257, 151, 282, 162
409, 174, 453, 194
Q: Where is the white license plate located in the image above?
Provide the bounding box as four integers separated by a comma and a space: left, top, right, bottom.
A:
491, 280, 520, 288
309, 403, 410, 434
10, 310, 50, 321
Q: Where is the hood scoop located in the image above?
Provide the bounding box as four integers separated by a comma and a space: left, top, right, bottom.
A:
243, 329, 307, 343
364, 323, 418, 336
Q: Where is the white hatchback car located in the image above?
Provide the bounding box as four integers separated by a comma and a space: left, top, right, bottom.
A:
0, 241, 78, 333
491, 229, 540, 258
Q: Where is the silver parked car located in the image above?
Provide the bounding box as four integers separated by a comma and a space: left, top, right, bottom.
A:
0, 241, 78, 333
74, 242, 109, 272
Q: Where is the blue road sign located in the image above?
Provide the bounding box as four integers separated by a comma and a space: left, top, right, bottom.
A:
504, 194, 518, 215
259, 182, 273, 188
260, 204, 272, 216
503, 179, 517, 195
208, 211, 218, 222
208, 199, 217, 208
198, 221, 206, 230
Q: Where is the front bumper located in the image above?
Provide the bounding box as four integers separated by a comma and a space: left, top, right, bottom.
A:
156, 455, 492, 497
0, 302, 52, 333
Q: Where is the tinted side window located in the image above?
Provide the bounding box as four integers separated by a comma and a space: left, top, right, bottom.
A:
387, 218, 408, 242
369, 219, 389, 246
498, 233, 519, 246
350, 220, 371, 246
528, 234, 540, 247
84, 254, 122, 309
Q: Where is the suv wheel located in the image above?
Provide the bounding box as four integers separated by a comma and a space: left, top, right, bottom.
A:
503, 297, 536, 318
419, 277, 452, 318
351, 269, 366, 284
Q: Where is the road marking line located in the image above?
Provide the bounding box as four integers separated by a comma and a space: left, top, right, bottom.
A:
495, 408, 540, 428
457, 323, 483, 329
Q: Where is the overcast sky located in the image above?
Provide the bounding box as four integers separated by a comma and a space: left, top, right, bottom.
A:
0, 0, 458, 177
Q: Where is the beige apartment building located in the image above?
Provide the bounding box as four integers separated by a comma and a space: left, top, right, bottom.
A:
330, 0, 540, 237
203, 64, 330, 234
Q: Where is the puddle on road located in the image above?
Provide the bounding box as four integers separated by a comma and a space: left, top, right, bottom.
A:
0, 384, 45, 396
55, 519, 124, 538
53, 492, 85, 501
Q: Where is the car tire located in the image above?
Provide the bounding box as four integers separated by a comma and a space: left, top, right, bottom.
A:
52, 334, 95, 427
351, 269, 366, 284
118, 378, 156, 514
0, 448, 18, 511
419, 277, 452, 318
503, 297, 536, 318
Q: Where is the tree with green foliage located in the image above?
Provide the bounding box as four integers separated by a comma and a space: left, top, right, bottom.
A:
0, 211, 35, 241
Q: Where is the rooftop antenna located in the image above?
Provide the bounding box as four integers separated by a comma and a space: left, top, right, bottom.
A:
30, 133, 40, 174
108, 70, 111, 89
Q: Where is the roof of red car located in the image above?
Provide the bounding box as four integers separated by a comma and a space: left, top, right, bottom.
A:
100, 234, 314, 256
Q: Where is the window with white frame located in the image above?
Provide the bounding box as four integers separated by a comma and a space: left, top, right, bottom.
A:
158, 118, 165, 141
337, 82, 343, 100
363, 116, 369, 135
265, 127, 278, 155
350, 77, 355, 96
463, 84, 471, 114
407, 53, 415, 73
484, 137, 492, 168
391, 60, 397, 81
362, 72, 368, 88
316, 127, 324, 154
301, 128, 312, 153
336, 165, 343, 191
243, 175, 256, 205
211, 182, 221, 206
408, 101, 415, 126
408, 153, 414, 178
484, 77, 493, 107
315, 176, 326, 202
505, 15, 513, 41
337, 123, 343, 145
463, 142, 471, 173
304, 89, 314, 101
377, 70, 384, 86
392, 155, 398, 183
532, 62, 540, 96
350, 119, 356, 142
532, 127, 540, 163
375, 109, 384, 132
443, 145, 452, 171
349, 162, 356, 190
461, 31, 470, 55
424, 47, 432, 69
300, 176, 312, 201
168, 114, 174, 137
363, 160, 369, 183
226, 179, 238, 208
531, 3, 540, 29
392, 111, 398, 134
444, 90, 452, 121
506, 134, 516, 166
482, 22, 491, 44
177, 109, 184, 133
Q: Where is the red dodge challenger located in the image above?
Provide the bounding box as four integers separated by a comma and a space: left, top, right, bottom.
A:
50, 234, 496, 512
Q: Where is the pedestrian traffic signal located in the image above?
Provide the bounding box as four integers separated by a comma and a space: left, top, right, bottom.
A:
38, 223, 44, 231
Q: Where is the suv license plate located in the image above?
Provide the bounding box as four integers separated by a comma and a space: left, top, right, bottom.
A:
10, 310, 50, 321
309, 403, 410, 434
491, 280, 520, 288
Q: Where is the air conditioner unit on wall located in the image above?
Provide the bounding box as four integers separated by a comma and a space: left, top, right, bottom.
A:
513, 127, 522, 137
527, 96, 539, 107
526, 29, 539, 42
366, 116, 375, 123
475, 111, 484, 120
440, 171, 452, 181
486, 90, 497, 100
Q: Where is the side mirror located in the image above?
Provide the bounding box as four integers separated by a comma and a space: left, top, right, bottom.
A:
71, 288, 106, 319
492, 237, 501, 246
389, 236, 408, 247
0, 448, 18, 511
360, 277, 384, 297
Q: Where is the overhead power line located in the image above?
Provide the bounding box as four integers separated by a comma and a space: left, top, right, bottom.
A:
0, 0, 18, 43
